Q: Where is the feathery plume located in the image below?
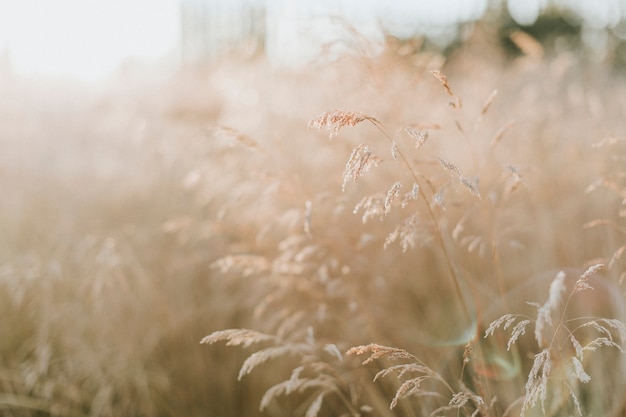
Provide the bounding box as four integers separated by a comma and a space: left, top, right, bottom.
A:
354, 193, 386, 223
438, 158, 461, 178
347, 344, 417, 364
522, 349, 552, 415
535, 271, 566, 348
431, 70, 462, 108
431, 70, 454, 96
308, 109, 378, 139
342, 144, 380, 191
574, 264, 603, 293
200, 329, 275, 348
384, 182, 402, 214
508, 320, 531, 351
404, 126, 429, 149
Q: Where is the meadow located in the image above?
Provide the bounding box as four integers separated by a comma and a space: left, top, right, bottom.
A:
1, 24, 626, 416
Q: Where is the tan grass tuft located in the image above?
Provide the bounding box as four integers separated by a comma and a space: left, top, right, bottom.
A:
308, 109, 379, 139
522, 349, 552, 415
404, 126, 429, 149
431, 70, 462, 108
200, 329, 275, 348
430, 70, 452, 95
571, 357, 591, 383
401, 183, 420, 208
438, 157, 461, 178
342, 144, 381, 191
260, 374, 335, 413
238, 343, 311, 380
568, 385, 584, 417
433, 386, 485, 416
390, 141, 399, 161
507, 320, 531, 351
346, 344, 416, 364
384, 181, 402, 215
353, 193, 386, 223
574, 264, 603, 293
534, 271, 566, 348
384, 213, 422, 252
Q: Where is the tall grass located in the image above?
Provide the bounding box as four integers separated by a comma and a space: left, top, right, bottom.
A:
2, 28, 626, 416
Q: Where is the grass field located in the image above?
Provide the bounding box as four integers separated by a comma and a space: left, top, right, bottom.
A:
2, 25, 626, 416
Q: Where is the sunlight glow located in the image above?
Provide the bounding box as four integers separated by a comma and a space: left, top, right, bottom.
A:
0, 0, 180, 81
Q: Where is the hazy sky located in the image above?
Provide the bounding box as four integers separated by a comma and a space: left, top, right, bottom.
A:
0, 0, 623, 81
0, 0, 180, 80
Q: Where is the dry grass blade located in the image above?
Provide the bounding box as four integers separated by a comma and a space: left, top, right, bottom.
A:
239, 343, 311, 380
342, 144, 381, 191
484, 314, 519, 337
570, 357, 591, 383
461, 177, 481, 199
609, 245, 626, 268
438, 158, 461, 178
583, 319, 626, 346
431, 70, 462, 108
308, 109, 379, 139
568, 384, 584, 417
490, 120, 516, 148
583, 219, 626, 234
507, 320, 532, 351
522, 348, 552, 416
390, 141, 399, 160
583, 336, 624, 352
323, 344, 343, 362
305, 392, 325, 417
535, 271, 566, 348
389, 378, 442, 409
430, 70, 453, 96
404, 126, 429, 149
354, 193, 386, 223
401, 183, 420, 207
481, 89, 498, 116
437, 158, 481, 199
200, 328, 275, 348
433, 387, 485, 416
373, 363, 429, 382
384, 182, 402, 214
347, 344, 452, 410
347, 344, 417, 364
260, 375, 335, 413
384, 213, 421, 252
574, 264, 603, 293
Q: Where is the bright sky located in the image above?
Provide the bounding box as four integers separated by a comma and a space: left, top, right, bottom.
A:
0, 0, 621, 81
0, 0, 180, 81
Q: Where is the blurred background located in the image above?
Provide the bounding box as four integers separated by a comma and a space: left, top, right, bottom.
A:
1, 0, 626, 82
3, 1, 626, 417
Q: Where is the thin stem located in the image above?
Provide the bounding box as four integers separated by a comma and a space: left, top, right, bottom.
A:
367, 119, 475, 329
